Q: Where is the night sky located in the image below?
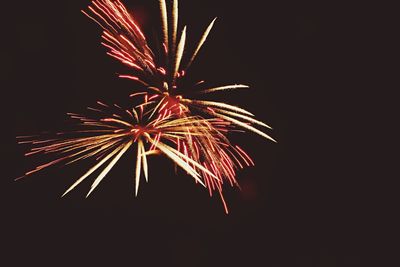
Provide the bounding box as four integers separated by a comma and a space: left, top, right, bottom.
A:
1, 0, 372, 266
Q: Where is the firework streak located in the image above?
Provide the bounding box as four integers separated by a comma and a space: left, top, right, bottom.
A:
17, 0, 275, 213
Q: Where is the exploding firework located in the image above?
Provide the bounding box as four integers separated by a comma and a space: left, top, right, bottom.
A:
18, 100, 252, 212
17, 0, 275, 213
83, 0, 276, 142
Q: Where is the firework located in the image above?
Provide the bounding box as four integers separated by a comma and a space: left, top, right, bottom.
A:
17, 102, 224, 195
84, 0, 276, 142
17, 0, 276, 213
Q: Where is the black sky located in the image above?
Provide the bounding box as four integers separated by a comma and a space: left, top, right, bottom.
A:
1, 0, 372, 266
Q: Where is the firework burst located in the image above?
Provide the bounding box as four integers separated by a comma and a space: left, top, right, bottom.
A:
17, 0, 275, 213
18, 100, 251, 212
84, 0, 276, 142
18, 103, 212, 194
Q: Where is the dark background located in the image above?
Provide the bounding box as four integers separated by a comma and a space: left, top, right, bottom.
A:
1, 0, 373, 266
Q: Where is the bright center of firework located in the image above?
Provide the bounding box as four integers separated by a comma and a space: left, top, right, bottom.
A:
161, 94, 183, 114
130, 126, 151, 139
